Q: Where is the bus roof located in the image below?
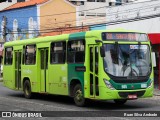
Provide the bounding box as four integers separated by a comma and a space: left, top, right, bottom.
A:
4, 29, 146, 47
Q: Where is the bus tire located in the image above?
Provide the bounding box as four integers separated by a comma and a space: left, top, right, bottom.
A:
23, 80, 32, 99
114, 99, 127, 105
73, 84, 85, 107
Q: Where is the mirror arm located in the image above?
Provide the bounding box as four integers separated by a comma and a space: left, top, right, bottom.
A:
95, 40, 103, 45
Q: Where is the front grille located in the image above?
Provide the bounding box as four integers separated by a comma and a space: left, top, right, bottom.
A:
109, 76, 149, 83
118, 91, 146, 98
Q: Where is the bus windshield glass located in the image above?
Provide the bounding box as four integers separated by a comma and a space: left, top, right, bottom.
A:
102, 32, 148, 41
104, 44, 151, 77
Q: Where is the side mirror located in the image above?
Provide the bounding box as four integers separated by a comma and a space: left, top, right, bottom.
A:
151, 52, 156, 67
100, 45, 105, 57
95, 40, 105, 57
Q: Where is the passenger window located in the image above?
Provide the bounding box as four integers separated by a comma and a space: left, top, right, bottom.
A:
22, 46, 25, 65
67, 40, 85, 63
4, 47, 13, 65
25, 45, 36, 65
50, 42, 66, 64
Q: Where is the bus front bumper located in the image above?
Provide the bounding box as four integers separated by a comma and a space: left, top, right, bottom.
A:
98, 86, 153, 100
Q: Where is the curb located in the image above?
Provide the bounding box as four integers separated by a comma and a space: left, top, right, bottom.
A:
154, 94, 160, 96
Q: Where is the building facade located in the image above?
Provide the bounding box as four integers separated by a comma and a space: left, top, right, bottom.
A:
0, 6, 39, 42
0, 0, 41, 67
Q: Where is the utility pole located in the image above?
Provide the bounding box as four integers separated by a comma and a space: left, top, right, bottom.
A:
2, 16, 7, 42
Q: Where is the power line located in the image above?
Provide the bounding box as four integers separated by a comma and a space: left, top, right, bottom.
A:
2, 2, 159, 30
1, 1, 159, 28
1, 9, 159, 34
1, 2, 160, 19
5, 5, 157, 30
1, 1, 160, 35
1, 5, 106, 18
1, 13, 160, 35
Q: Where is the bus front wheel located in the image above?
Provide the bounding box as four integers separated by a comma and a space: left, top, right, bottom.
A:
73, 84, 85, 107
23, 80, 32, 99
114, 99, 127, 105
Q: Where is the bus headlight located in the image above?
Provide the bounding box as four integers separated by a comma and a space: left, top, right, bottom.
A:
103, 79, 115, 90
148, 80, 153, 88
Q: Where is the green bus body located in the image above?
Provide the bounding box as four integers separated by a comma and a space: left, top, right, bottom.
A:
3, 30, 154, 106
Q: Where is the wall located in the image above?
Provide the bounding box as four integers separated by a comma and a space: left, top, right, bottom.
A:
0, 6, 39, 42
39, 0, 76, 34
76, 2, 107, 26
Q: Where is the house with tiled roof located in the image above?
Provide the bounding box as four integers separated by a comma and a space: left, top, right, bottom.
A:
0, 0, 47, 66
0, 0, 80, 42
0, 0, 47, 43
3, 0, 81, 41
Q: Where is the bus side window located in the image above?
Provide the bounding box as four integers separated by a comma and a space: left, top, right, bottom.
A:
4, 47, 13, 65
22, 46, 25, 64
25, 45, 36, 65
50, 42, 66, 64
67, 42, 75, 63
67, 40, 85, 63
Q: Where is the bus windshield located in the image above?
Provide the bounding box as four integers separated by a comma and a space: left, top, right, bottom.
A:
104, 44, 151, 77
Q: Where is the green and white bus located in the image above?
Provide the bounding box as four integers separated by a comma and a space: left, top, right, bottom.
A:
3, 29, 154, 106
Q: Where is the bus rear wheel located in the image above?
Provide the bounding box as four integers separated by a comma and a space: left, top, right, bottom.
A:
23, 80, 32, 99
73, 84, 85, 107
114, 99, 127, 105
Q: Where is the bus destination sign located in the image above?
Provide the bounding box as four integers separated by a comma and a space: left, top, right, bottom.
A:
102, 32, 148, 41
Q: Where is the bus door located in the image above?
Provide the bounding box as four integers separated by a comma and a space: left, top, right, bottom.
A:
15, 50, 22, 90
39, 48, 48, 92
89, 45, 99, 98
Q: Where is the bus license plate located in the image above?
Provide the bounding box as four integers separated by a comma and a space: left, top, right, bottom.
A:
128, 95, 137, 99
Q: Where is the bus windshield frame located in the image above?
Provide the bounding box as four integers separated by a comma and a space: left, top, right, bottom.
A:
103, 43, 151, 78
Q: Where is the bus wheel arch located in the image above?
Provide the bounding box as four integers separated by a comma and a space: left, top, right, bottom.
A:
23, 78, 32, 99
70, 79, 81, 97
70, 79, 85, 107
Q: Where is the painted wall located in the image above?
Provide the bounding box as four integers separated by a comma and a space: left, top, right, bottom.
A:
39, 0, 76, 33
0, 6, 39, 42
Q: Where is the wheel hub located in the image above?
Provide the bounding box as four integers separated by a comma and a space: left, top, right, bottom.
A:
75, 90, 82, 101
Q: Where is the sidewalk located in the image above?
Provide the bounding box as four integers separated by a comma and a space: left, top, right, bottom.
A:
154, 88, 160, 96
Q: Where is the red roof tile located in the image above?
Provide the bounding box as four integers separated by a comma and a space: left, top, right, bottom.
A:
4, 0, 49, 11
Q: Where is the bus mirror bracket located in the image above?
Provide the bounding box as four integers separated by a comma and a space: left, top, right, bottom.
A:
95, 40, 105, 57
95, 40, 103, 44
100, 45, 105, 57
151, 52, 156, 67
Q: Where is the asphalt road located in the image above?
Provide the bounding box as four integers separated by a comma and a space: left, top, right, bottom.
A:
0, 82, 160, 120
